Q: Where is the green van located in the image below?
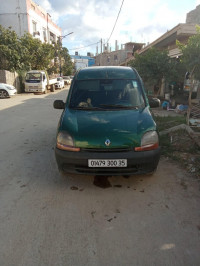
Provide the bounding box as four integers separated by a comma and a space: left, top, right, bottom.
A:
54, 66, 160, 176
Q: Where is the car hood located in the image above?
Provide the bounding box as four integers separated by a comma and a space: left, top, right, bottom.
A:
59, 107, 156, 148
0, 83, 15, 89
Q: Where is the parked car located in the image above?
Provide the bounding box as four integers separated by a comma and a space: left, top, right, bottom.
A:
55, 77, 65, 89
62, 76, 71, 85
0, 83, 17, 98
54, 66, 161, 176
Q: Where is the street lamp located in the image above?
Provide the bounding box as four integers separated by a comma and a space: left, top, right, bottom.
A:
58, 32, 73, 76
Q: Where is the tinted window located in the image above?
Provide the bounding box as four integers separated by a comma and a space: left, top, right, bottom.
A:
76, 67, 137, 80
69, 79, 145, 109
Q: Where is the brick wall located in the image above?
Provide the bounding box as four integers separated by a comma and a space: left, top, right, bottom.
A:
0, 70, 21, 92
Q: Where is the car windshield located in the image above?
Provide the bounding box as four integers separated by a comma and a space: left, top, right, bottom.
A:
69, 79, 145, 110
25, 73, 42, 81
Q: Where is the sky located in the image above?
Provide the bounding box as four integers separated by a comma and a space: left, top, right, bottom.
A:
37, 0, 200, 56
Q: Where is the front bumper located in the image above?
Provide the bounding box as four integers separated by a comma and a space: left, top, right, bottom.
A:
55, 147, 161, 176
8, 89, 17, 96
25, 88, 43, 93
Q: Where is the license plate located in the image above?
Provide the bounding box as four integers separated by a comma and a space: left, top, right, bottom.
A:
88, 159, 127, 168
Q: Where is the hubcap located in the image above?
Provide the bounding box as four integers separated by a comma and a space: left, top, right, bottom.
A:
0, 90, 8, 98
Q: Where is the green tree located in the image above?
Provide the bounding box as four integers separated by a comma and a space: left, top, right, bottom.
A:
60, 47, 74, 76
20, 33, 55, 71
177, 25, 200, 123
177, 25, 200, 81
128, 47, 178, 96
0, 25, 24, 71
0, 25, 73, 75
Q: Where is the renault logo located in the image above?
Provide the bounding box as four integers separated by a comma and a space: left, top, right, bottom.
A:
105, 139, 111, 146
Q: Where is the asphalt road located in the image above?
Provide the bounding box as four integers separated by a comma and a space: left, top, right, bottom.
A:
0, 89, 200, 266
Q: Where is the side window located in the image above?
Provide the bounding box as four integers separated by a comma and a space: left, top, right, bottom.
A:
43, 28, 47, 42
32, 21, 37, 33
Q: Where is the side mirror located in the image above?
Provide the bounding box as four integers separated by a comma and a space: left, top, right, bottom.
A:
53, 100, 65, 109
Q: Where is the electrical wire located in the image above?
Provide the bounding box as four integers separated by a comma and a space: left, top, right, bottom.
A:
68, 41, 100, 51
106, 0, 125, 44
68, 0, 125, 51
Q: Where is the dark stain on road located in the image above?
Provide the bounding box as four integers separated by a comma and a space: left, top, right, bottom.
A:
107, 216, 117, 222
70, 186, 79, 190
123, 175, 130, 179
91, 211, 96, 218
114, 184, 122, 188
93, 175, 112, 188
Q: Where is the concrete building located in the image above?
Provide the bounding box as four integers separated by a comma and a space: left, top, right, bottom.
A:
186, 4, 200, 24
0, 0, 61, 44
95, 41, 144, 66
138, 23, 197, 58
137, 5, 200, 100
138, 5, 200, 58
70, 54, 95, 70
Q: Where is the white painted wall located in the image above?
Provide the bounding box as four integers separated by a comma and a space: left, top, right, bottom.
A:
0, 0, 28, 36
75, 59, 88, 70
28, 9, 61, 43
0, 0, 61, 43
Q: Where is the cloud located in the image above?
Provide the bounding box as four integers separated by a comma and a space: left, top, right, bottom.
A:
37, 0, 198, 55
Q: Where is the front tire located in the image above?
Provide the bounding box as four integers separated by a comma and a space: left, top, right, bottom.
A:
0, 89, 9, 98
43, 87, 48, 94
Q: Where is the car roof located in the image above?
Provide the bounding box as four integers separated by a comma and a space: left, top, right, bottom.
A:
75, 66, 138, 80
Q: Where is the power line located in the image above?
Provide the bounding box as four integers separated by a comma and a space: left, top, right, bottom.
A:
106, 0, 125, 44
68, 41, 100, 51
68, 0, 124, 52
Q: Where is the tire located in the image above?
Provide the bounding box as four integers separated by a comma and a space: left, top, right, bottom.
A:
0, 89, 9, 98
43, 87, 48, 94
51, 85, 55, 92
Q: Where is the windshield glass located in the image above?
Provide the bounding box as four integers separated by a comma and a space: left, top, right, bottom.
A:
25, 73, 42, 81
69, 79, 145, 109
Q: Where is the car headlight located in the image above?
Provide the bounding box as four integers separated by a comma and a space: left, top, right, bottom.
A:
56, 132, 80, 151
5, 85, 15, 90
135, 131, 159, 151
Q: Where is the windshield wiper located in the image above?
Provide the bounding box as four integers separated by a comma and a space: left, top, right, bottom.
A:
70, 106, 105, 110
99, 104, 139, 109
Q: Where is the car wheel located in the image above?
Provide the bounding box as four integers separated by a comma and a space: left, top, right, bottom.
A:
0, 89, 9, 98
51, 85, 55, 92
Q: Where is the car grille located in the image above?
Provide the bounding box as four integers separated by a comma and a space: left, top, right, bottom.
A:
81, 148, 132, 153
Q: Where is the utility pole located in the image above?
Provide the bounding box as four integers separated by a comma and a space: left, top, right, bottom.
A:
58, 32, 73, 76
100, 38, 102, 66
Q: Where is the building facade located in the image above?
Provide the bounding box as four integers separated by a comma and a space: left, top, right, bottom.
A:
186, 4, 200, 24
139, 5, 200, 58
95, 42, 144, 66
0, 0, 61, 44
70, 54, 95, 70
